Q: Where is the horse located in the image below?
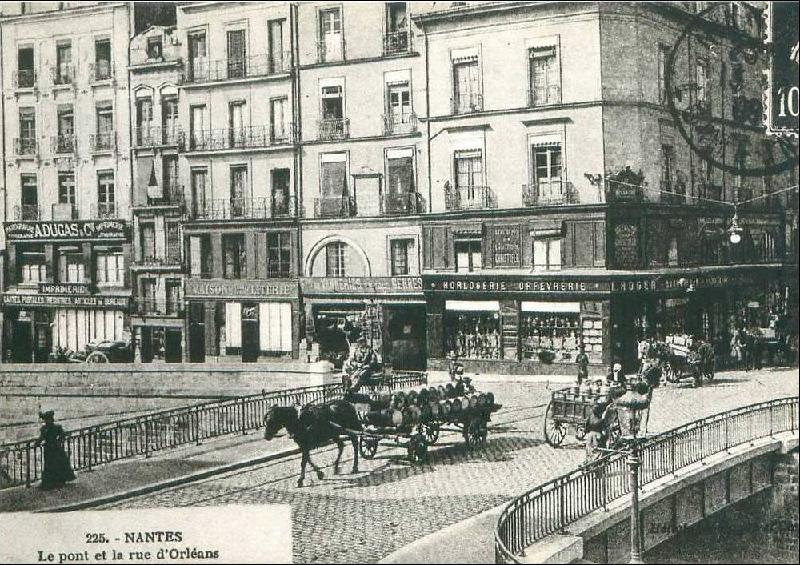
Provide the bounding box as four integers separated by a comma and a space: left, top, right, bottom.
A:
263, 400, 363, 487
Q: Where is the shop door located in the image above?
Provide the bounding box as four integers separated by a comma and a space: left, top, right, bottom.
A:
165, 329, 183, 363
12, 320, 33, 363
34, 315, 52, 363
241, 304, 260, 362
188, 303, 206, 363
611, 298, 638, 373
386, 305, 427, 371
140, 327, 153, 363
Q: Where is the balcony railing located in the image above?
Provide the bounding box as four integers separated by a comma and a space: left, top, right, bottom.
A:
383, 112, 418, 135
182, 124, 295, 152
314, 196, 357, 219
13, 70, 36, 89
51, 134, 77, 155
135, 254, 182, 269
183, 52, 292, 84
92, 202, 117, 218
90, 132, 116, 152
318, 118, 350, 141
14, 205, 41, 221
51, 65, 75, 86
522, 181, 578, 206
135, 126, 181, 147
134, 299, 184, 317
14, 137, 37, 156
660, 182, 686, 204
527, 85, 562, 106
144, 187, 185, 208
384, 191, 426, 215
445, 185, 496, 211
451, 92, 484, 115
383, 29, 411, 55
317, 37, 345, 64
190, 196, 296, 220
89, 61, 113, 82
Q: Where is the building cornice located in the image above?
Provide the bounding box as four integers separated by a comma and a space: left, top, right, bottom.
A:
0, 2, 127, 25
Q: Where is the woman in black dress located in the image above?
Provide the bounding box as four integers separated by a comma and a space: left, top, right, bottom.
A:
35, 411, 76, 490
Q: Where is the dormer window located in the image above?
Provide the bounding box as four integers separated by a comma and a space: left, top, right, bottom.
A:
147, 36, 163, 60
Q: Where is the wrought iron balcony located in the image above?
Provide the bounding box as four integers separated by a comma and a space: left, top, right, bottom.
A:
89, 61, 113, 82
317, 118, 350, 141
90, 132, 116, 152
383, 29, 411, 55
143, 186, 185, 208
92, 202, 118, 218
135, 126, 181, 147
183, 52, 292, 84
522, 181, 578, 206
383, 191, 426, 215
13, 70, 36, 89
444, 185, 496, 211
14, 137, 37, 156
15, 205, 41, 221
317, 38, 345, 64
383, 112, 418, 135
135, 253, 182, 268
51, 65, 75, 86
451, 92, 483, 115
134, 298, 184, 317
314, 196, 357, 218
181, 125, 295, 152
189, 196, 295, 220
527, 85, 562, 107
51, 134, 77, 155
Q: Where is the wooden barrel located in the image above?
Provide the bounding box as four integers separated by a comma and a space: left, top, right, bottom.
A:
419, 403, 433, 421
466, 394, 479, 409
437, 385, 447, 399
438, 399, 451, 416
454, 381, 466, 396
393, 392, 407, 408
484, 392, 495, 407
449, 398, 462, 414
417, 388, 430, 405
406, 390, 418, 405
445, 383, 456, 398
402, 407, 415, 426
427, 387, 440, 402
429, 401, 441, 419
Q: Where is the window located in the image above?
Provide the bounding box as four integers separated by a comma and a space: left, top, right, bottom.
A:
95, 103, 114, 150
189, 235, 212, 277
321, 85, 344, 120
188, 31, 207, 81
97, 171, 115, 217
166, 279, 182, 315
226, 29, 247, 79
58, 172, 75, 205
271, 168, 291, 216
319, 7, 343, 62
223, 234, 246, 279
455, 239, 482, 272
20, 174, 38, 220
451, 150, 483, 208
57, 247, 85, 283
17, 46, 35, 88
141, 278, 157, 313
228, 101, 246, 147
531, 144, 563, 203
140, 223, 156, 261
696, 58, 709, 110
320, 154, 349, 216
661, 144, 675, 189
657, 44, 669, 103
325, 242, 346, 277
385, 3, 409, 54
390, 239, 411, 275
55, 41, 72, 85
161, 96, 178, 142
386, 150, 416, 213
386, 81, 412, 133
533, 237, 562, 270
528, 46, 559, 105
147, 36, 163, 60
166, 222, 181, 263
191, 169, 208, 217
19, 244, 46, 284
94, 38, 111, 80
452, 56, 481, 113
267, 232, 291, 278
136, 98, 153, 144
96, 249, 124, 286
190, 104, 207, 149
268, 19, 285, 72
56, 106, 74, 153
18, 108, 36, 154
270, 97, 288, 142
230, 165, 248, 217
445, 308, 502, 360
163, 156, 178, 201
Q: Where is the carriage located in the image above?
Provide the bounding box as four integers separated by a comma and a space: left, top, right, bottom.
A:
652, 335, 706, 386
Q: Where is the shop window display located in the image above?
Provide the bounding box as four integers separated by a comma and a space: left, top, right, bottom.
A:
520, 313, 581, 362
445, 312, 502, 360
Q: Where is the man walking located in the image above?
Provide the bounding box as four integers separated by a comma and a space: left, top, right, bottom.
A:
576, 344, 590, 385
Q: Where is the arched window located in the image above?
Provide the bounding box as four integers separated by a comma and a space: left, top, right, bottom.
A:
325, 242, 346, 277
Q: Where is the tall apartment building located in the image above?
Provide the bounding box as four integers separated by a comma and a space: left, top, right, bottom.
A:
177, 1, 301, 363
296, 1, 428, 370
414, 1, 797, 374
0, 2, 133, 362
128, 23, 185, 363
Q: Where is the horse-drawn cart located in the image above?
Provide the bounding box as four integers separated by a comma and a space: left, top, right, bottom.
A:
655, 335, 704, 386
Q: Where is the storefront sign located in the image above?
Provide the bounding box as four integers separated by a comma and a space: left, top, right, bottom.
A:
493, 225, 521, 267
185, 279, 298, 299
4, 220, 129, 241
38, 282, 91, 295
2, 294, 129, 308
613, 223, 640, 268
427, 276, 609, 294
302, 277, 423, 295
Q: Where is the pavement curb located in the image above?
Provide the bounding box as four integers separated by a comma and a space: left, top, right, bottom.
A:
38, 446, 301, 514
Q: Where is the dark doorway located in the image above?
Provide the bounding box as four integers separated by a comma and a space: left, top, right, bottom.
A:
140, 326, 154, 362
165, 329, 183, 363
33, 311, 52, 363
241, 303, 260, 362
12, 319, 33, 363
385, 304, 427, 370
188, 302, 206, 363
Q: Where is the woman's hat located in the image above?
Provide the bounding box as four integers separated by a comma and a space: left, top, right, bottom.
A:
613, 363, 622, 371
39, 410, 55, 421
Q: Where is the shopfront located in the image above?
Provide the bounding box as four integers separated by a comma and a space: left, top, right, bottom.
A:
301, 277, 426, 370
184, 279, 299, 362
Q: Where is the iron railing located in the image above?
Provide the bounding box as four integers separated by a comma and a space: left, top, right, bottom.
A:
90, 132, 116, 152
133, 298, 184, 317
135, 126, 181, 147
527, 85, 562, 107
494, 396, 799, 563
314, 196, 357, 218
13, 70, 36, 89
51, 134, 77, 155
445, 185, 496, 211
51, 65, 75, 86
92, 202, 117, 218
190, 196, 296, 220
89, 61, 113, 82
384, 191, 426, 215
451, 92, 484, 115
318, 118, 350, 141
522, 181, 578, 206
384, 29, 411, 55
383, 112, 418, 135
14, 137, 37, 156
0, 372, 427, 489
14, 205, 41, 221
183, 52, 292, 84
181, 124, 296, 152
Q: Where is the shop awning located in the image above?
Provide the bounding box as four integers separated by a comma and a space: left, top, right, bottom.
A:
529, 219, 564, 236
445, 300, 500, 312
453, 223, 483, 237
521, 301, 580, 313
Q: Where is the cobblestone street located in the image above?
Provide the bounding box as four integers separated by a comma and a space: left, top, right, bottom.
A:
100, 368, 799, 563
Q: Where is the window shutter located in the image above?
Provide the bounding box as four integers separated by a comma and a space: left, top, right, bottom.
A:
593, 221, 606, 267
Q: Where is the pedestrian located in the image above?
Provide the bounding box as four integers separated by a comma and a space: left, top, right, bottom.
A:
730, 331, 742, 369
740, 328, 753, 371
606, 362, 626, 387
34, 411, 76, 490
751, 328, 764, 371
576, 344, 590, 385
584, 400, 608, 463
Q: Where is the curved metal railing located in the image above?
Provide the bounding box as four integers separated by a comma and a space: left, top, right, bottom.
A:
495, 396, 799, 563
0, 371, 427, 490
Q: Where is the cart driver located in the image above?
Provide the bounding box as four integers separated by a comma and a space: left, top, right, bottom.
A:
584, 400, 610, 462
343, 336, 380, 393
606, 362, 626, 387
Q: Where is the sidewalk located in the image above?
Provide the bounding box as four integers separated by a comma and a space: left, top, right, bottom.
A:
0, 429, 291, 513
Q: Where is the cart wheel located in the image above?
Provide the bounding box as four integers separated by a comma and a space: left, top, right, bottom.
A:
86, 351, 109, 363
359, 437, 379, 459
407, 433, 428, 464
543, 401, 567, 447
575, 423, 587, 441
424, 423, 440, 445
464, 417, 488, 449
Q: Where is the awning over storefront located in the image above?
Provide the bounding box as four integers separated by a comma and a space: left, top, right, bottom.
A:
445, 300, 500, 312
520, 301, 581, 313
